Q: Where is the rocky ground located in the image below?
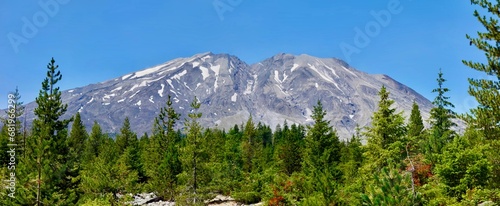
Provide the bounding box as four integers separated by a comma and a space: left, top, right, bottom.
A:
125, 193, 263, 206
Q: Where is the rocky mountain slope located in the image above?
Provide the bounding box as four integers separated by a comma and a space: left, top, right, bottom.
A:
8, 52, 433, 140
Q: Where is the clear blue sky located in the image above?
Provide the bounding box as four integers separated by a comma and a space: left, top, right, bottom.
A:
0, 0, 487, 113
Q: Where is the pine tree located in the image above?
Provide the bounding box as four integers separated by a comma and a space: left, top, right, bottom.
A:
408, 101, 424, 139
407, 101, 424, 156
79, 131, 120, 203
275, 123, 305, 176
362, 86, 407, 177
66, 112, 88, 201
366, 85, 407, 149
463, 0, 500, 190
463, 0, 500, 140
0, 87, 25, 166
145, 95, 181, 200
302, 100, 342, 203
179, 96, 205, 204
29, 58, 74, 205
428, 69, 456, 155
114, 117, 141, 193
115, 117, 137, 155
82, 121, 105, 163
241, 116, 256, 173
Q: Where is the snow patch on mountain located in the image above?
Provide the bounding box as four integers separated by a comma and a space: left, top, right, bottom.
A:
86, 97, 94, 104
172, 70, 187, 80
342, 66, 357, 77
319, 60, 339, 78
103, 93, 116, 101
122, 74, 133, 80
158, 84, 165, 97
130, 90, 141, 99
199, 66, 210, 80
210, 65, 220, 76
133, 64, 165, 79
111, 86, 123, 93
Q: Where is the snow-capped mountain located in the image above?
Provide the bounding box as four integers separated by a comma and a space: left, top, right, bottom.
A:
13, 52, 433, 139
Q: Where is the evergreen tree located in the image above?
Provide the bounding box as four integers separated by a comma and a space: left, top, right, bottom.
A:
79, 132, 120, 203
68, 113, 87, 160
366, 85, 407, 149
144, 95, 181, 200
241, 116, 256, 173
28, 58, 74, 205
82, 121, 105, 163
114, 117, 141, 193
179, 96, 206, 204
0, 87, 25, 166
463, 0, 500, 141
428, 69, 456, 155
253, 122, 273, 172
362, 86, 407, 179
464, 0, 500, 190
115, 117, 137, 155
408, 101, 424, 139
275, 123, 305, 176
219, 125, 243, 192
407, 101, 425, 156
302, 100, 342, 203
65, 112, 88, 202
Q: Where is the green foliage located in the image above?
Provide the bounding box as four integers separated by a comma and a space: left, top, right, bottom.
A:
82, 121, 106, 163
362, 86, 407, 174
79, 135, 119, 199
178, 96, 209, 203
365, 86, 407, 149
435, 135, 492, 199
408, 101, 425, 139
241, 116, 257, 173
361, 166, 422, 206
0, 87, 25, 165
143, 95, 181, 200
301, 100, 342, 205
20, 58, 77, 205
463, 0, 500, 141
274, 123, 305, 176
427, 69, 456, 158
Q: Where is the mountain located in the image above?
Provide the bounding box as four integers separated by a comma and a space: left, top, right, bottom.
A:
6, 52, 433, 140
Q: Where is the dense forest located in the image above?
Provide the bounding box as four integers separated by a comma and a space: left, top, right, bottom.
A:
1, 1, 500, 205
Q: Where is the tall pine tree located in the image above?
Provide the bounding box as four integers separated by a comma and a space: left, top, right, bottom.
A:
464, 0, 500, 190
144, 95, 181, 200
366, 85, 407, 149
179, 96, 206, 204
463, 0, 500, 140
428, 69, 456, 155
29, 58, 74, 205
302, 100, 342, 204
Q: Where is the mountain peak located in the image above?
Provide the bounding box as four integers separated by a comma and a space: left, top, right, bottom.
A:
6, 53, 434, 140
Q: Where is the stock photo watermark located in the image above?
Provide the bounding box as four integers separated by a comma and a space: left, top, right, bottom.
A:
339, 0, 408, 63
213, 0, 243, 21
4, 93, 19, 198
7, 0, 71, 54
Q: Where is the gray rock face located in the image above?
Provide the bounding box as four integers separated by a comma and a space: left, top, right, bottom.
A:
11, 52, 433, 140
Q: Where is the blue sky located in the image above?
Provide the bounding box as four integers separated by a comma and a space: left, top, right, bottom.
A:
0, 0, 488, 113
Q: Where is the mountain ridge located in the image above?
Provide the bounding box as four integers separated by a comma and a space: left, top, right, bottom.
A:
2, 52, 434, 140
